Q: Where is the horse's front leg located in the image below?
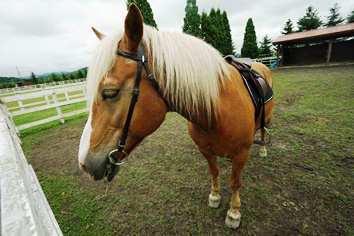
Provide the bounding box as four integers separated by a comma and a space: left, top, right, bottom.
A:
199, 148, 221, 208
226, 148, 249, 229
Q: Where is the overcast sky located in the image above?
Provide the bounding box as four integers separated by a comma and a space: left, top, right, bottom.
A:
1, 0, 353, 77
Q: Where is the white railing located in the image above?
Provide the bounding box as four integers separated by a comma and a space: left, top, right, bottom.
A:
0, 104, 63, 235
0, 79, 86, 95
254, 56, 277, 67
1, 83, 89, 131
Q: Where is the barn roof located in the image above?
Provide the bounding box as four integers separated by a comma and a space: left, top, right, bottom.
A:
273, 23, 354, 45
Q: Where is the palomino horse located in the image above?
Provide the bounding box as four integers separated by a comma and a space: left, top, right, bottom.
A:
78, 4, 274, 229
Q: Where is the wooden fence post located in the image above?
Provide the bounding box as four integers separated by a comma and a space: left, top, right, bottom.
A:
64, 91, 70, 101
16, 92, 25, 111
52, 91, 65, 124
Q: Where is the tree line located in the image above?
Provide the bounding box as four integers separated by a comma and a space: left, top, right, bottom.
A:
282, 4, 354, 34
0, 68, 87, 89
128, 0, 353, 59
243, 3, 354, 58
3, 1, 353, 88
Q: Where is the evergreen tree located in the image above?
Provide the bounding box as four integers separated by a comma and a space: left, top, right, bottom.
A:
297, 6, 323, 32
69, 74, 75, 81
281, 19, 295, 34
77, 69, 84, 79
201, 11, 211, 42
200, 8, 234, 55
325, 3, 344, 27
50, 73, 59, 82
346, 10, 354, 23
61, 73, 68, 81
30, 72, 38, 84
126, 0, 158, 29
241, 18, 259, 58
182, 0, 202, 38
221, 11, 234, 55
208, 8, 223, 49
259, 35, 273, 57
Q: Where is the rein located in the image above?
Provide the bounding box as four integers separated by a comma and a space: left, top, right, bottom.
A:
107, 43, 168, 166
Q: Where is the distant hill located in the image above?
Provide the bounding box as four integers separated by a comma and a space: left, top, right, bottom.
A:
0, 67, 87, 85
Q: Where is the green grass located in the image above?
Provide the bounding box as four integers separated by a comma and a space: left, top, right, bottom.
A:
38, 173, 114, 235
20, 65, 354, 235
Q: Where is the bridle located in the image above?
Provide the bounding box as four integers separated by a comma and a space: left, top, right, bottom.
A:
107, 43, 169, 166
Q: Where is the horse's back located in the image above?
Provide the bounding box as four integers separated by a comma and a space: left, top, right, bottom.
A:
251, 62, 273, 88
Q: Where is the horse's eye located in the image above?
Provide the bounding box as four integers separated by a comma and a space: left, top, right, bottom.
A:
102, 89, 119, 100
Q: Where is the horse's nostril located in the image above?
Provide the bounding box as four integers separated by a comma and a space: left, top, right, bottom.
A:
80, 163, 89, 174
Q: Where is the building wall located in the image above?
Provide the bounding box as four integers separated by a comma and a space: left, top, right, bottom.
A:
282, 39, 354, 65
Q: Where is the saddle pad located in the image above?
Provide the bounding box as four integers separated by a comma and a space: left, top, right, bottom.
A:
240, 74, 274, 119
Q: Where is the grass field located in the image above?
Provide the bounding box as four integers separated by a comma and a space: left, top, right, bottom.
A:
21, 64, 354, 235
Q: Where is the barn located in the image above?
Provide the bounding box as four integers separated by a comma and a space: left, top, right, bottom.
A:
272, 23, 354, 66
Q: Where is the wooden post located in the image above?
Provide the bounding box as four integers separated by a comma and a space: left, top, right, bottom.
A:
65, 91, 70, 101
16, 93, 24, 111
52, 91, 65, 124
276, 45, 280, 67
44, 95, 51, 105
326, 38, 334, 64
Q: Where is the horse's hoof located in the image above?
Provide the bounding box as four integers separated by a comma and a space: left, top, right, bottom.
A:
208, 193, 221, 208
259, 147, 267, 157
225, 209, 241, 229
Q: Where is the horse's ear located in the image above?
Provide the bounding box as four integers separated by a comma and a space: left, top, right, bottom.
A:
91, 27, 106, 40
124, 3, 143, 53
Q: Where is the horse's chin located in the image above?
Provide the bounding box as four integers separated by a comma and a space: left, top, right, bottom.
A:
79, 161, 120, 182
105, 164, 120, 182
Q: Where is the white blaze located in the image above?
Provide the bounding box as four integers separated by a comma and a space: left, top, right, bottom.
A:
78, 109, 93, 165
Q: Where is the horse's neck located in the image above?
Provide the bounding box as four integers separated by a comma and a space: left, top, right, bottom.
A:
174, 106, 215, 133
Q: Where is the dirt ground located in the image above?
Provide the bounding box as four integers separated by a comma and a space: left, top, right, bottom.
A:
26, 66, 354, 235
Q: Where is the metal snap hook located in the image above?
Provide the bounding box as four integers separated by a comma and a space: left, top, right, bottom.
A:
108, 149, 128, 166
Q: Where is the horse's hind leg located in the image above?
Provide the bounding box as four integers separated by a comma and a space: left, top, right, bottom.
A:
199, 148, 221, 208
225, 149, 249, 229
259, 128, 267, 157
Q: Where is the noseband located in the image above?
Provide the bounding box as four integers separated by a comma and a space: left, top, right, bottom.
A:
108, 43, 168, 166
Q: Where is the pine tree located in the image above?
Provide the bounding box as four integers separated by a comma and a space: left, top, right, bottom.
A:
281, 19, 295, 34
201, 11, 211, 42
221, 11, 234, 55
182, 0, 202, 38
69, 74, 75, 81
259, 35, 273, 57
200, 8, 234, 55
77, 69, 84, 79
30, 72, 38, 84
126, 0, 158, 29
325, 3, 344, 27
241, 18, 258, 58
61, 73, 68, 81
208, 8, 223, 49
347, 10, 354, 23
297, 6, 323, 32
50, 73, 59, 82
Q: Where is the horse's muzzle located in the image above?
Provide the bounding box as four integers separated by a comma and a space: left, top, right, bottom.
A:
80, 153, 120, 181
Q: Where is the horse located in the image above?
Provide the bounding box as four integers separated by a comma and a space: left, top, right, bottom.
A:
78, 4, 274, 229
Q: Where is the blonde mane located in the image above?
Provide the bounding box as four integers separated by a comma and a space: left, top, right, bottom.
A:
86, 25, 231, 121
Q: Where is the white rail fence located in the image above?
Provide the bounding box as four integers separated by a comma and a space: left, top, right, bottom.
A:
0, 104, 63, 235
1, 83, 89, 132
0, 79, 86, 94
0, 83, 90, 235
253, 56, 278, 67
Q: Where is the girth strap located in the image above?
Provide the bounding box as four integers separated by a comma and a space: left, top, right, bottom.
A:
224, 55, 271, 144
